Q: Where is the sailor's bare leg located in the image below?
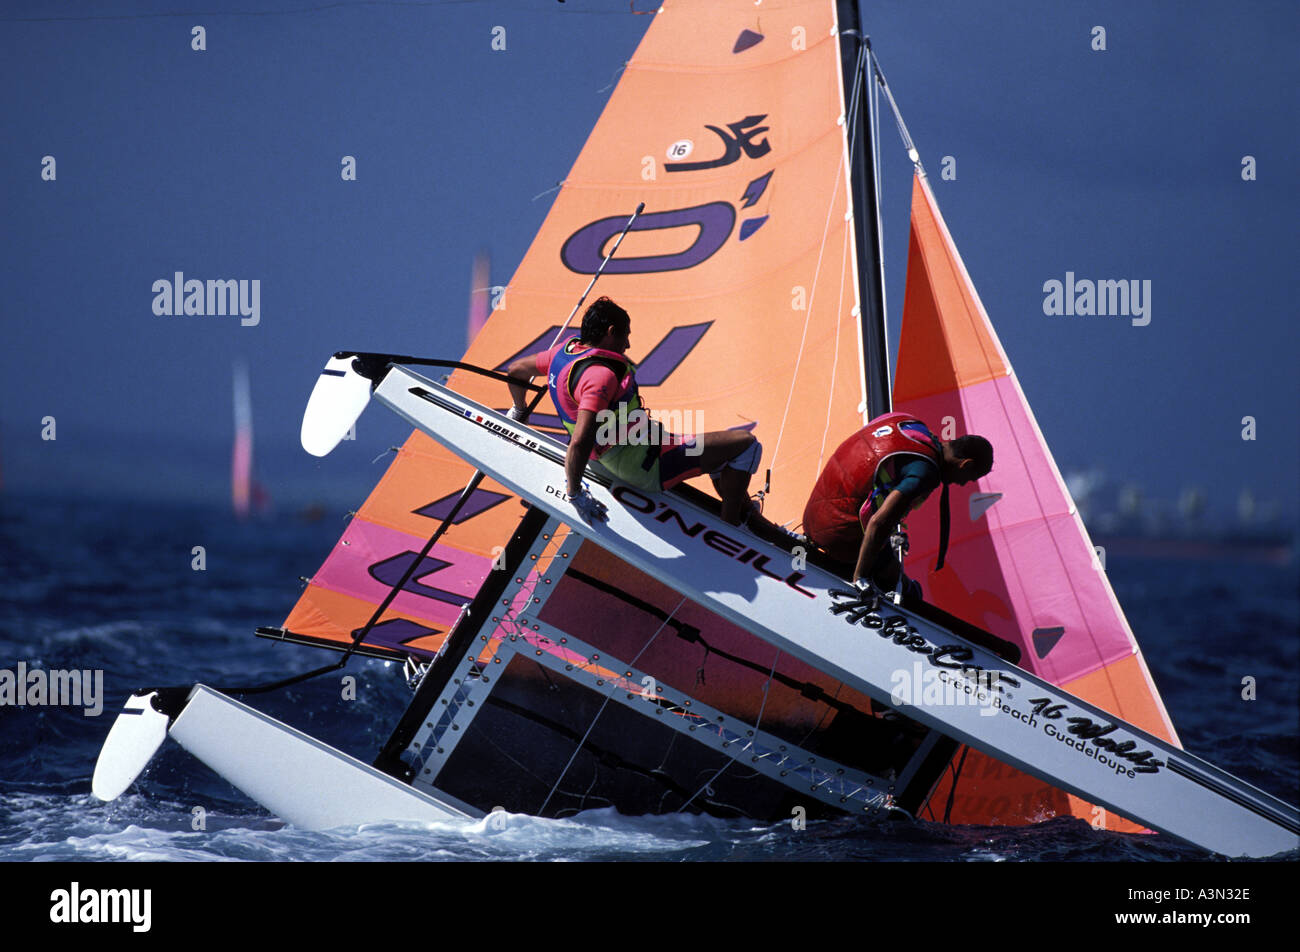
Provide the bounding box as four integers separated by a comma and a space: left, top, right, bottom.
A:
714, 467, 751, 524
688, 430, 755, 523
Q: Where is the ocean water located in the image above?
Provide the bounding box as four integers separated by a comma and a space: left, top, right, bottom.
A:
1, 493, 1296, 862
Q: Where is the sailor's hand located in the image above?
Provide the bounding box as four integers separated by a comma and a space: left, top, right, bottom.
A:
829, 578, 882, 623
506, 405, 529, 424
830, 577, 877, 604
570, 484, 608, 523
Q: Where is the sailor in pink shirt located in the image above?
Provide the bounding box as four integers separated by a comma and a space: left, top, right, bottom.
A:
506, 297, 773, 531
532, 341, 620, 452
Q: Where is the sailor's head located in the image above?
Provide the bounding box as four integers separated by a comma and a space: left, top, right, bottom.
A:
580, 297, 631, 354
941, 435, 993, 486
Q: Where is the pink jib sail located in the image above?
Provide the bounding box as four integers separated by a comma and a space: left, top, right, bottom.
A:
893, 172, 1182, 830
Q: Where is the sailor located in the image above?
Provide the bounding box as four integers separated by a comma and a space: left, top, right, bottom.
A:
506, 297, 766, 525
802, 412, 992, 595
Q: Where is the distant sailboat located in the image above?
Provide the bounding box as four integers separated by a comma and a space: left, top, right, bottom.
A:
232, 361, 268, 519
466, 251, 491, 347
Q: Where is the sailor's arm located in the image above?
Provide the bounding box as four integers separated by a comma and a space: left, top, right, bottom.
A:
853, 489, 912, 583
506, 354, 542, 417
566, 409, 599, 497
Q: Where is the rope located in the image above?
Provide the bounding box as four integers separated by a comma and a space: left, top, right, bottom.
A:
546, 202, 644, 350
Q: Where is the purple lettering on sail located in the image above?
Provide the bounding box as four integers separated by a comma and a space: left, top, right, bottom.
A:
636, 323, 712, 386
355, 618, 443, 653
415, 489, 510, 524
369, 553, 472, 606
740, 171, 772, 208
561, 204, 735, 275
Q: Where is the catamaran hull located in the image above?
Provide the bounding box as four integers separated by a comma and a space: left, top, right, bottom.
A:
96, 685, 477, 831
367, 367, 1300, 858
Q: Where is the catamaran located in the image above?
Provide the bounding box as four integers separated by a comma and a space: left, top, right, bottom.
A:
93, 0, 1298, 858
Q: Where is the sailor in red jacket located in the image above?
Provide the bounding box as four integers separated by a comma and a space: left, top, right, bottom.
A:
803, 413, 993, 591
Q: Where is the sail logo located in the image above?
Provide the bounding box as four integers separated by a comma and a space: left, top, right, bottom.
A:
1042, 272, 1151, 326
663, 115, 770, 172
49, 882, 151, 932
563, 114, 774, 275
152, 272, 261, 326
0, 662, 103, 716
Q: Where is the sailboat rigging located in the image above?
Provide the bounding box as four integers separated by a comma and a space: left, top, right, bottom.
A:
92, 0, 1298, 858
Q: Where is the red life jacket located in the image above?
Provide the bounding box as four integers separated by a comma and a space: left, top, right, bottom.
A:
803, 412, 946, 565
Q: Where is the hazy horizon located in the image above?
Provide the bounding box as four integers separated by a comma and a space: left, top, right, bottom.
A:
4, 0, 1296, 531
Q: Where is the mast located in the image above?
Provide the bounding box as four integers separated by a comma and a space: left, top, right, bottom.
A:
836, 0, 891, 416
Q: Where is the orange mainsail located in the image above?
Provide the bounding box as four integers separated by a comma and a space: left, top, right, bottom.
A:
282, 0, 872, 659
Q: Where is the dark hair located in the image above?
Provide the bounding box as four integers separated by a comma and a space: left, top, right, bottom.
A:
579, 297, 630, 344
950, 434, 993, 478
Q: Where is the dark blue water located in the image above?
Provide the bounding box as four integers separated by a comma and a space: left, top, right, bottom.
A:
1, 493, 1295, 861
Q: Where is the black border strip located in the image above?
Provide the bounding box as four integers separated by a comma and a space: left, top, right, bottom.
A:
1166, 759, 1300, 835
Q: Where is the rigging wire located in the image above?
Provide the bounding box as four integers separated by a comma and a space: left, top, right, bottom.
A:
766, 41, 866, 476
942, 745, 971, 825
537, 595, 688, 816
676, 646, 782, 813
869, 48, 924, 173
814, 220, 850, 475
546, 202, 645, 350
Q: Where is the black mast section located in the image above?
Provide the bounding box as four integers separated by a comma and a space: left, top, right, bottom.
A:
836, 0, 891, 416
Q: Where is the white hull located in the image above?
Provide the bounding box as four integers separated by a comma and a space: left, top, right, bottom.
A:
97, 685, 476, 831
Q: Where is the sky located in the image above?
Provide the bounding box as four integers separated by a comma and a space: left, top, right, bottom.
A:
2, 0, 1297, 530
